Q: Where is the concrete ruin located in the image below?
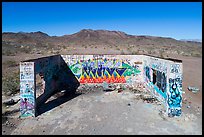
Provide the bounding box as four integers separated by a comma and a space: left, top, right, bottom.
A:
20, 54, 183, 118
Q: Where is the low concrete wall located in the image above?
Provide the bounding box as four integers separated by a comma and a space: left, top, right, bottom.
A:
61, 54, 182, 116
20, 62, 35, 117
20, 55, 79, 117
143, 55, 182, 117
20, 54, 182, 117
61, 55, 144, 85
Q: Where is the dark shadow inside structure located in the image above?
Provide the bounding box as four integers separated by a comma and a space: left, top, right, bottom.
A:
36, 92, 81, 116
35, 55, 80, 117
152, 69, 157, 85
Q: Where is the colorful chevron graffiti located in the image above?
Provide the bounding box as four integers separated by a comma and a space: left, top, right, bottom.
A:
68, 58, 141, 83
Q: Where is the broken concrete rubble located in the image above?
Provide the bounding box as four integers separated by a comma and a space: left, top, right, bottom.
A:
102, 82, 115, 91
3, 99, 20, 106
158, 110, 167, 121
187, 86, 199, 93
117, 88, 123, 93
133, 91, 159, 105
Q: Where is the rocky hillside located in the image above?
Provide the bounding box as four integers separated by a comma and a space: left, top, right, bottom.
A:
2, 29, 202, 57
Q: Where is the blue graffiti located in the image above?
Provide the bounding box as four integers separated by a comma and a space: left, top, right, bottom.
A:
167, 78, 182, 116
145, 66, 151, 81
168, 108, 181, 117
170, 64, 180, 73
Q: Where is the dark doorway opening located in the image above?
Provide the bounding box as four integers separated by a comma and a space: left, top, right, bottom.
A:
152, 69, 157, 84
151, 68, 166, 93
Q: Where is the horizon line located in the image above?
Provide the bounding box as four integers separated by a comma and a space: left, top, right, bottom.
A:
2, 29, 202, 41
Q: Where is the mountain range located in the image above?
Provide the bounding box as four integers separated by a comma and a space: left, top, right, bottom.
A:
2, 29, 202, 57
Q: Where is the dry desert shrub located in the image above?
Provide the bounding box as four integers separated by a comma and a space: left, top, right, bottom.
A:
2, 71, 20, 96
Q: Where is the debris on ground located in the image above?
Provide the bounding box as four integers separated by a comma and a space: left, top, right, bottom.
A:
143, 97, 157, 103
187, 86, 199, 93
131, 85, 159, 104
2, 120, 17, 128
75, 84, 101, 94
131, 83, 146, 93
182, 98, 187, 104
2, 108, 20, 117
3, 99, 20, 106
141, 94, 158, 103
133, 92, 159, 105
118, 88, 123, 93
183, 113, 197, 121
187, 105, 191, 108
115, 84, 123, 93
102, 82, 115, 92
196, 107, 200, 114
134, 94, 143, 100
158, 110, 167, 121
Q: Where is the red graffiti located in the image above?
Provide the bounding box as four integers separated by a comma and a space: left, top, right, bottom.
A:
79, 76, 126, 83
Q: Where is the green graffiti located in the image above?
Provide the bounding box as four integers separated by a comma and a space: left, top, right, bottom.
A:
70, 64, 82, 75
122, 62, 131, 69
122, 62, 141, 76
123, 68, 141, 76
69, 61, 141, 78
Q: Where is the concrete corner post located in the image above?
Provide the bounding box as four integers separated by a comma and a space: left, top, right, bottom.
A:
20, 62, 36, 117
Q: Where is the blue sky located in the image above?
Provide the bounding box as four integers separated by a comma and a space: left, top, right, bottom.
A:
2, 2, 202, 40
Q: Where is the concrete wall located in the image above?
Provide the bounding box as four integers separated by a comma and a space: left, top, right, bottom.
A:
61, 54, 182, 116
61, 55, 144, 86
20, 54, 182, 117
167, 61, 182, 117
20, 62, 35, 117
20, 55, 79, 117
143, 55, 169, 103
143, 55, 182, 116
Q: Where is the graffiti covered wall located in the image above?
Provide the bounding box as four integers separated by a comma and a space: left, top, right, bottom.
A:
20, 62, 35, 117
167, 62, 183, 117
62, 54, 182, 116
20, 54, 182, 117
143, 55, 182, 116
61, 55, 143, 85
20, 55, 80, 117
143, 56, 168, 102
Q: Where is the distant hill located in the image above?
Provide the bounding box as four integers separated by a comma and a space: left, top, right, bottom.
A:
2, 29, 202, 57
180, 39, 202, 43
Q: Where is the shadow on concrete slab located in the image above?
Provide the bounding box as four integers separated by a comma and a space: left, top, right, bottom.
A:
36, 92, 81, 116
34, 55, 80, 117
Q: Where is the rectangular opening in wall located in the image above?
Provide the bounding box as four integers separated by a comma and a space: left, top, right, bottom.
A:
161, 73, 166, 93
152, 69, 157, 84
35, 73, 45, 102
156, 71, 162, 90
152, 68, 166, 93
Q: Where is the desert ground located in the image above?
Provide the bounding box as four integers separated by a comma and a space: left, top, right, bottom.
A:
2, 51, 202, 135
